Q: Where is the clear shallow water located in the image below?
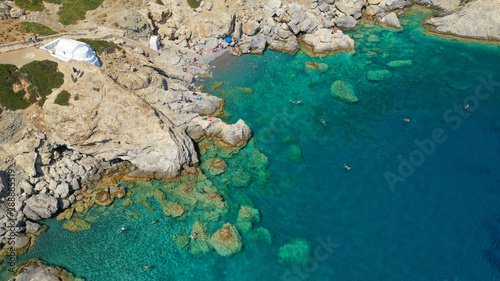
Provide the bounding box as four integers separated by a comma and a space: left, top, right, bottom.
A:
11, 7, 500, 281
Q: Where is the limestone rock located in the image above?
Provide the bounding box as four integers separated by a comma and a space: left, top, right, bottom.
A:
366, 5, 381, 16
380, 12, 402, 29
335, 0, 365, 19
14, 259, 83, 281
25, 221, 42, 234
44, 66, 198, 180
242, 20, 260, 36
302, 28, 355, 53
330, 80, 358, 103
9, 7, 23, 19
0, 3, 11, 17
384, 0, 412, 11
24, 194, 59, 221
14, 152, 37, 177
425, 0, 500, 41
413, 0, 461, 12
54, 183, 70, 198
209, 223, 243, 257
336, 15, 358, 30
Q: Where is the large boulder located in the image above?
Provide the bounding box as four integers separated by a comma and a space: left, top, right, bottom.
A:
286, 3, 320, 35
9, 7, 23, 18
425, 0, 500, 41
380, 12, 402, 29
335, 0, 366, 19
384, 0, 412, 11
14, 152, 37, 177
23, 194, 59, 221
209, 223, 242, 257
14, 259, 84, 281
301, 28, 355, 53
336, 15, 358, 30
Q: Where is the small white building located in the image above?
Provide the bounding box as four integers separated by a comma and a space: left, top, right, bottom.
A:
42, 38, 101, 67
149, 36, 159, 51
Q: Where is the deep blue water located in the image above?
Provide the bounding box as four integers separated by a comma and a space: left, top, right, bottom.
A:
9, 7, 500, 281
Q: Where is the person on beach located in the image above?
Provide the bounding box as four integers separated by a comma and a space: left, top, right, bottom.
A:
70, 74, 77, 83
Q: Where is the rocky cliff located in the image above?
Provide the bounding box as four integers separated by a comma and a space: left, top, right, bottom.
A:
425, 0, 500, 41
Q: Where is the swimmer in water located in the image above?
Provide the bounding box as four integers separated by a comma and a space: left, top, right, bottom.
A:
289, 100, 302, 104
344, 164, 351, 170
117, 226, 126, 233
189, 231, 200, 240
403, 118, 410, 122
321, 119, 326, 126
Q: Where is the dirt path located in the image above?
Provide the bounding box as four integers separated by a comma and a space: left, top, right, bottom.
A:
0, 46, 56, 67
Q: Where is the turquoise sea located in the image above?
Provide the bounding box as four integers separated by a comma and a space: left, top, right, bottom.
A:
9, 7, 500, 281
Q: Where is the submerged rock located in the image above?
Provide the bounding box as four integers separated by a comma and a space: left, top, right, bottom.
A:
211, 81, 224, 91
209, 223, 243, 257
236, 87, 256, 95
287, 144, 303, 164
190, 221, 211, 256
235, 205, 261, 234
63, 218, 91, 232
305, 61, 329, 73
387, 60, 413, 68
367, 70, 392, 81
249, 227, 273, 245
277, 238, 312, 265
330, 80, 358, 103
201, 158, 227, 176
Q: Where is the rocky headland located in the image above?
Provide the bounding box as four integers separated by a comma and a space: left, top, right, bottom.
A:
0, 0, 499, 278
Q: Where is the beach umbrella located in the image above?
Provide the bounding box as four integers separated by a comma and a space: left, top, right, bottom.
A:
225, 37, 232, 43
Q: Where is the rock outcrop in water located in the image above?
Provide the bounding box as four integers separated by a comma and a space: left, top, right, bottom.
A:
425, 0, 500, 41
209, 223, 243, 257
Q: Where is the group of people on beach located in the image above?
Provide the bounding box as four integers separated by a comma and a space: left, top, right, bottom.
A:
22, 34, 38, 47
70, 67, 83, 82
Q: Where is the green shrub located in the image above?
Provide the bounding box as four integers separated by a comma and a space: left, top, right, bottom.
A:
57, 0, 104, 25
79, 39, 122, 55
54, 90, 70, 106
20, 22, 58, 36
156, 0, 163, 4
14, 0, 45, 11
44, 0, 63, 3
19, 60, 64, 101
0, 64, 30, 110
0, 61, 64, 111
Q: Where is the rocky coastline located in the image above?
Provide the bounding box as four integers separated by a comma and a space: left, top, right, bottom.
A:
0, 0, 499, 279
